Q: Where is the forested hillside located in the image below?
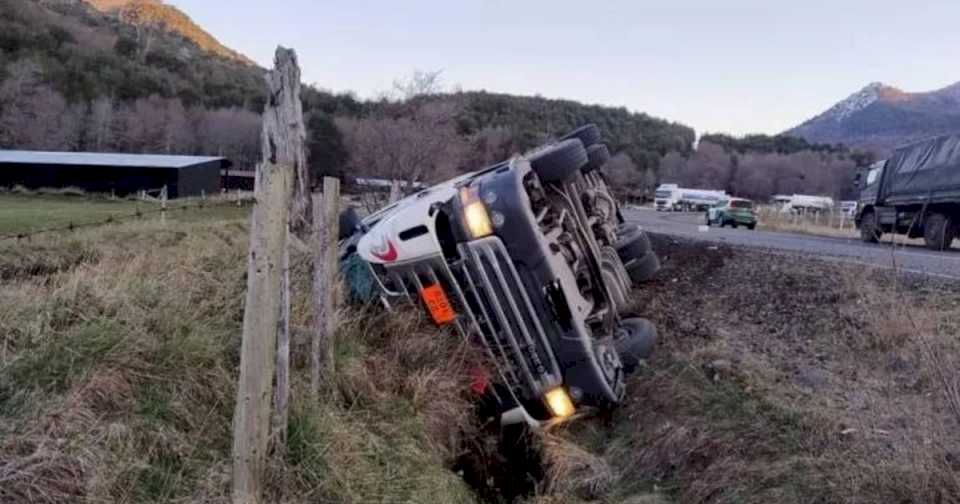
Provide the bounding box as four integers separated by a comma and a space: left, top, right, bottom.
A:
0, 0, 265, 167
85, 0, 254, 64
0, 0, 697, 199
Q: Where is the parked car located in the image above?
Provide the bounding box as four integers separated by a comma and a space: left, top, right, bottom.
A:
338, 124, 660, 427
706, 198, 758, 229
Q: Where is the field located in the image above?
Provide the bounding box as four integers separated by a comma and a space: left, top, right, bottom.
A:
0, 192, 249, 236
2, 195, 960, 503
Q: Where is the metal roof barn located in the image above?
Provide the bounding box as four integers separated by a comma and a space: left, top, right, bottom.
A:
0, 151, 231, 198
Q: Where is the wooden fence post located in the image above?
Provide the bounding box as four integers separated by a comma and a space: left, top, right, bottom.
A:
273, 223, 291, 446
259, 46, 308, 447
231, 162, 291, 504
160, 185, 168, 225
388, 179, 402, 204
231, 46, 303, 504
311, 177, 341, 402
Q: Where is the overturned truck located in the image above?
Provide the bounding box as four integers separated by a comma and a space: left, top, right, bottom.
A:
339, 125, 660, 426
856, 134, 960, 250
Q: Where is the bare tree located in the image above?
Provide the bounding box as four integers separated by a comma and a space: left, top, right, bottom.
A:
391, 69, 444, 101
336, 98, 469, 187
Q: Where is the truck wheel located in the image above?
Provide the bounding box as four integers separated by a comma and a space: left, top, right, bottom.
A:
615, 318, 656, 373
625, 251, 660, 285
923, 213, 956, 251
747, 223, 756, 230
528, 139, 588, 183
860, 210, 881, 243
615, 224, 651, 262
583, 144, 611, 173
560, 124, 601, 148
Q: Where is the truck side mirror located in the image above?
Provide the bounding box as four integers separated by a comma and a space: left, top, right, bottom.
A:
853, 173, 862, 188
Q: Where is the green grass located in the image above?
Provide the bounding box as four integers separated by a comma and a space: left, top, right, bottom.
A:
0, 193, 249, 236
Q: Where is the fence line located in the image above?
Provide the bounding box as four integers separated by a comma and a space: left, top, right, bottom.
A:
0, 195, 254, 244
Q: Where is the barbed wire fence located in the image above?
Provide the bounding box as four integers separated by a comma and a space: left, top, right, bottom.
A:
0, 189, 255, 244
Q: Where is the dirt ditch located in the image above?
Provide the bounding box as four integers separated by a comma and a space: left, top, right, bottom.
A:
462, 233, 960, 503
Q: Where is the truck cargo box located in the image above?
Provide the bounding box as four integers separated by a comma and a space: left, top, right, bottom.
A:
881, 135, 960, 205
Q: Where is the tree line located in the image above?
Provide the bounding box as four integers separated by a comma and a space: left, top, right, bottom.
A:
1, 0, 870, 202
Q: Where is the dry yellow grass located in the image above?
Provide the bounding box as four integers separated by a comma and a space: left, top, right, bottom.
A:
756, 206, 960, 249
0, 215, 480, 503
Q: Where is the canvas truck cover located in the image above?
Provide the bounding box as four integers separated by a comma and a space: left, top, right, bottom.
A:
881, 134, 960, 205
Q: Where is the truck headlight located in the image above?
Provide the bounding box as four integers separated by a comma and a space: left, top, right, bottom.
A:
544, 387, 576, 419
460, 187, 493, 238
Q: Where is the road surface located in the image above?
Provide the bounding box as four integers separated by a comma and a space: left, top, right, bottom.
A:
624, 208, 960, 280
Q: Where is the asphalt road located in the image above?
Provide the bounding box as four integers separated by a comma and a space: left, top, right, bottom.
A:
623, 208, 960, 280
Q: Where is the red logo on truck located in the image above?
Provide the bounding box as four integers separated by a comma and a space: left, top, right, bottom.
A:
371, 237, 398, 262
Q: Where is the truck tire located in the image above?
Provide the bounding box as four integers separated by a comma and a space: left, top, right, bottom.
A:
923, 213, 956, 251
583, 144, 611, 173
625, 250, 660, 285
615, 318, 656, 373
860, 210, 881, 243
528, 139, 588, 183
615, 224, 651, 262
560, 124, 601, 148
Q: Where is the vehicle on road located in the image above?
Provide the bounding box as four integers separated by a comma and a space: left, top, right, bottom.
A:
706, 198, 758, 229
855, 134, 960, 251
839, 200, 858, 218
655, 184, 681, 211
773, 194, 835, 214
680, 189, 728, 211
339, 124, 660, 427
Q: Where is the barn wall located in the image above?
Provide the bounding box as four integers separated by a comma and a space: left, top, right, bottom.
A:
0, 163, 178, 196
176, 160, 222, 198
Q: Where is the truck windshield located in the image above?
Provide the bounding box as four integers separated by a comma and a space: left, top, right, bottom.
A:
731, 200, 753, 209
655, 191, 671, 198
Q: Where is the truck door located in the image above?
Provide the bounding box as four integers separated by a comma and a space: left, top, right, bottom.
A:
859, 161, 885, 207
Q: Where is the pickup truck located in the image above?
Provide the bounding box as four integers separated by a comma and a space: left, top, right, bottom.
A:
855, 134, 960, 251
338, 125, 661, 427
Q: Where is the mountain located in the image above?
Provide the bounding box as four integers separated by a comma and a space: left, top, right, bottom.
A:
84, 0, 254, 64
0, 0, 264, 107
787, 81, 960, 152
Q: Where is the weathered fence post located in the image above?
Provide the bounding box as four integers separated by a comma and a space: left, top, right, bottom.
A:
388, 179, 402, 204
230, 162, 291, 504
311, 177, 340, 402
231, 46, 303, 504
259, 47, 308, 448
160, 185, 168, 225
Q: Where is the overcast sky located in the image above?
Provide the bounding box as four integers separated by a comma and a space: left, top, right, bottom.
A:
171, 0, 960, 136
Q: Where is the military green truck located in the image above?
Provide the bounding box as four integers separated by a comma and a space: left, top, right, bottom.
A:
855, 135, 960, 251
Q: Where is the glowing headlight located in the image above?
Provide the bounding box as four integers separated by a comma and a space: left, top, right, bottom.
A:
544, 387, 576, 419
460, 187, 493, 238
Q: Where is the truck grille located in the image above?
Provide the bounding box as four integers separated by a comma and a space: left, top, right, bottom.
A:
372, 237, 561, 402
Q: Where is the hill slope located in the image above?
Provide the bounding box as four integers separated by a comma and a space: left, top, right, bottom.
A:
84, 0, 254, 64
787, 81, 960, 152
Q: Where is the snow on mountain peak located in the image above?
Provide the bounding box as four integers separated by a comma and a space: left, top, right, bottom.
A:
823, 82, 886, 123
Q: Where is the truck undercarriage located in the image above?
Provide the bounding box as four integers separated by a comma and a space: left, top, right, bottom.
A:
339, 125, 660, 426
